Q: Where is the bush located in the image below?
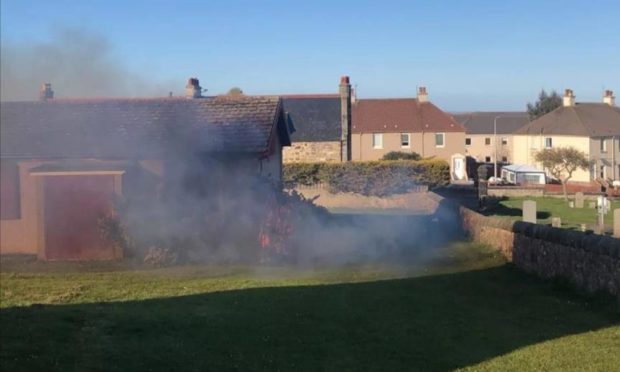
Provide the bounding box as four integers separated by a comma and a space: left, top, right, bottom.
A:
284, 160, 450, 196
382, 151, 421, 161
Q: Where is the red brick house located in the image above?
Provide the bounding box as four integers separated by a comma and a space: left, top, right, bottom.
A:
0, 80, 291, 260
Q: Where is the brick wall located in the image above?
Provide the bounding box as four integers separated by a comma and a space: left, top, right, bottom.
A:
283, 141, 341, 163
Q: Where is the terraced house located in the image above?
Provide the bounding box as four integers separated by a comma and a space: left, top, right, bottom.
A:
351, 87, 466, 162
512, 89, 620, 185
453, 112, 530, 164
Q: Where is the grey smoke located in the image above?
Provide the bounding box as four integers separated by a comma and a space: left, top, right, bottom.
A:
1, 28, 172, 101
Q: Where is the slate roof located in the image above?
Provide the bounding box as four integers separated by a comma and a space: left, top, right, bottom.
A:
513, 103, 620, 137
352, 99, 464, 133
452, 112, 530, 135
0, 96, 289, 159
281, 96, 341, 141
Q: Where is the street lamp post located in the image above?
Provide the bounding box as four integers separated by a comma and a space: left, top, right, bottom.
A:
494, 115, 500, 182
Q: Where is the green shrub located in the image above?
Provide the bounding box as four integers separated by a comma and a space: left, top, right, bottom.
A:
283, 160, 450, 196
382, 151, 421, 161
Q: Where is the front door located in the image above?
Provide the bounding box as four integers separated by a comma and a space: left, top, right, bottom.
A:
44, 175, 116, 260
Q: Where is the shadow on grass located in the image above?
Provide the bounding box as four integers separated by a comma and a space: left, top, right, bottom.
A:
483, 202, 551, 219
1, 265, 617, 372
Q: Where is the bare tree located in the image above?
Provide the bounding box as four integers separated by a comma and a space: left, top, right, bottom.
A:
535, 147, 590, 201
227, 87, 244, 96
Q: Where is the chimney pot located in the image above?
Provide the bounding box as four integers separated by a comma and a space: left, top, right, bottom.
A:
563, 88, 575, 107
603, 90, 615, 106
340, 76, 350, 85
185, 77, 203, 98
39, 83, 54, 101
417, 86, 428, 103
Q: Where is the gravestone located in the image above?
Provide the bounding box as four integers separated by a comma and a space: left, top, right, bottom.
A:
588, 201, 596, 209
551, 217, 562, 228
575, 192, 584, 208
580, 224, 587, 232
523, 200, 537, 224
614, 209, 620, 238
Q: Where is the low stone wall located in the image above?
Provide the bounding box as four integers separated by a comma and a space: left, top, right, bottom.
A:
487, 186, 544, 198
283, 141, 341, 163
449, 196, 620, 296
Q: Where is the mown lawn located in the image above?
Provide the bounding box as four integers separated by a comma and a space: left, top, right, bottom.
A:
1, 242, 618, 371
489, 196, 620, 231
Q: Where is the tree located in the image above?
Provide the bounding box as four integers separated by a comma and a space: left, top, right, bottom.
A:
227, 87, 244, 96
526, 89, 562, 120
535, 147, 590, 201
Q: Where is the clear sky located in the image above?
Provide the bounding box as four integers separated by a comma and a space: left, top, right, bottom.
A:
1, 0, 619, 111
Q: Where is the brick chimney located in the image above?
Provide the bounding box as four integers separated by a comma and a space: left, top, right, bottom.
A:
417, 86, 428, 103
185, 78, 203, 98
563, 89, 575, 107
603, 90, 615, 106
339, 76, 352, 162
39, 83, 54, 101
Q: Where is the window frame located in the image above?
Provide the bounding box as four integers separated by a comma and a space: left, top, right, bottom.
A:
485, 137, 491, 146
400, 133, 410, 148
465, 137, 471, 146
600, 138, 607, 153
501, 137, 508, 146
372, 133, 383, 149
544, 137, 553, 149
434, 132, 445, 148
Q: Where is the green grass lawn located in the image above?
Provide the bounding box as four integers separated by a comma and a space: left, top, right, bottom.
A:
489, 196, 620, 231
1, 242, 618, 371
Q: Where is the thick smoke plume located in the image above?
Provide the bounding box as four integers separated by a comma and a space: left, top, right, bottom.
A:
1, 28, 171, 101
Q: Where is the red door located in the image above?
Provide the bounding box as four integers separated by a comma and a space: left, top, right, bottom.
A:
44, 175, 117, 260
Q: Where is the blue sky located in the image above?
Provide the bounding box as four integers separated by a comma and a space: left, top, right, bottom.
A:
2, 0, 619, 111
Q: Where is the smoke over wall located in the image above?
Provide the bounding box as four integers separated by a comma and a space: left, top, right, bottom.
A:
1, 28, 171, 101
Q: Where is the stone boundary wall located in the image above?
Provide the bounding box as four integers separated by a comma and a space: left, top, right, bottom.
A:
283, 141, 341, 163
431, 192, 620, 296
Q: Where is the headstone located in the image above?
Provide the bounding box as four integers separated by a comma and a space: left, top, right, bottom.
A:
575, 192, 584, 208
523, 200, 537, 224
569, 201, 575, 208
596, 214, 605, 235
580, 224, 587, 232
551, 217, 561, 228
589, 201, 596, 209
614, 209, 620, 238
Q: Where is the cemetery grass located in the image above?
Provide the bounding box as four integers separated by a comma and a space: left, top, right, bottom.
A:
492, 196, 620, 231
1, 242, 619, 371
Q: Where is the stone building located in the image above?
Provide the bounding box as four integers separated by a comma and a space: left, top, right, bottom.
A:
281, 76, 352, 163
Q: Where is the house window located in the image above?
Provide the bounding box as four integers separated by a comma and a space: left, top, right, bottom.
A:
600, 138, 607, 153
435, 133, 445, 147
400, 133, 410, 148
544, 137, 553, 148
600, 165, 606, 179
0, 161, 20, 220
372, 133, 383, 149
485, 156, 491, 163
501, 137, 508, 145
465, 138, 471, 146
502, 156, 508, 162
485, 137, 491, 145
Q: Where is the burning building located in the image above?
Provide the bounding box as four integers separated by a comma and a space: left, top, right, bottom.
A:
0, 79, 292, 261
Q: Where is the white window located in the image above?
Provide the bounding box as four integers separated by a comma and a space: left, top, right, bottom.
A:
600, 138, 607, 152
400, 133, 410, 148
501, 137, 508, 145
372, 133, 383, 149
544, 137, 553, 149
435, 133, 445, 147
465, 138, 471, 146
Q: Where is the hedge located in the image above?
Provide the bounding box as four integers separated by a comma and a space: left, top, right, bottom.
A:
283, 160, 450, 196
